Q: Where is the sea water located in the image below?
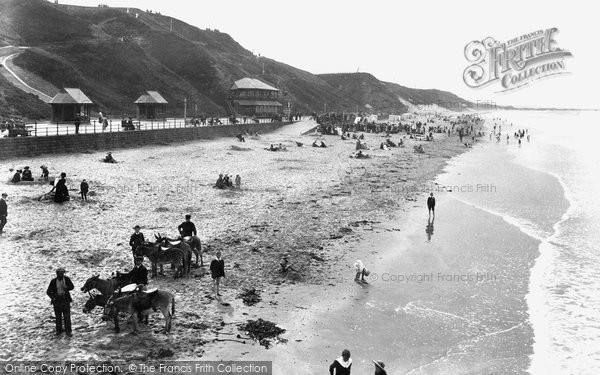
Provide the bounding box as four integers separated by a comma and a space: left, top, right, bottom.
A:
439, 110, 600, 374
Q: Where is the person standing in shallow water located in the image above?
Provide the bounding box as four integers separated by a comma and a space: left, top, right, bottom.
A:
427, 192, 436, 218
46, 267, 74, 337
210, 251, 225, 296
329, 349, 352, 375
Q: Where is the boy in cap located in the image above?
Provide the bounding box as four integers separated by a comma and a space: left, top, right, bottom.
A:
46, 267, 74, 336
0, 193, 7, 235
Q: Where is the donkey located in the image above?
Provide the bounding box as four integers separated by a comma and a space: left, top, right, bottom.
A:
135, 243, 185, 278
103, 288, 175, 333
81, 274, 132, 296
156, 233, 203, 267
154, 234, 194, 275
82, 293, 110, 313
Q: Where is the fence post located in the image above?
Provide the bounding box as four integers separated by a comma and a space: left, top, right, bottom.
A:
110, 120, 112, 132
46, 128, 48, 136
56, 122, 59, 135
34, 122, 37, 137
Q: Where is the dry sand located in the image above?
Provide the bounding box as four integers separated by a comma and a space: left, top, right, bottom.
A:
0, 118, 471, 365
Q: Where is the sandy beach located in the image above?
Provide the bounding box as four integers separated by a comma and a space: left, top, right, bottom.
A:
0, 117, 479, 369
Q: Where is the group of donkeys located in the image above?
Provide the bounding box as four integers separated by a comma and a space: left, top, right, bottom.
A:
79, 234, 204, 333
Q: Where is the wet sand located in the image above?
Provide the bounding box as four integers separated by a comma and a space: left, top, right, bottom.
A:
0, 118, 472, 365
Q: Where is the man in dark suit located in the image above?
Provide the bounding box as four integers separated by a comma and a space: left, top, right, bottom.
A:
427, 192, 436, 219
0, 193, 7, 236
127, 256, 148, 285
129, 225, 145, 256
46, 267, 74, 336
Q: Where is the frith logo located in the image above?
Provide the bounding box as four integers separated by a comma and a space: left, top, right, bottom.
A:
463, 28, 573, 92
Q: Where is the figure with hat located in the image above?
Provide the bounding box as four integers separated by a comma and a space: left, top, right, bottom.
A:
21, 166, 34, 181
372, 360, 387, 375
329, 349, 352, 375
178, 214, 199, 245
11, 169, 21, 183
126, 255, 148, 286
49, 172, 69, 203
46, 267, 74, 336
129, 225, 145, 257
0, 193, 7, 236
103, 152, 116, 163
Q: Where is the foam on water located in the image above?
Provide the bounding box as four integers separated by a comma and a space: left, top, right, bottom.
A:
485, 111, 600, 374
435, 110, 600, 373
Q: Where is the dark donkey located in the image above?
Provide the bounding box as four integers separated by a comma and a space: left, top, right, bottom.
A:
103, 287, 175, 333
81, 273, 132, 314
156, 233, 203, 267
135, 242, 186, 278
81, 274, 132, 296
154, 234, 194, 275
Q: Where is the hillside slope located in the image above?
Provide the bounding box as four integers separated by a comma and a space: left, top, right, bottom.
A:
0, 0, 473, 119
318, 72, 473, 113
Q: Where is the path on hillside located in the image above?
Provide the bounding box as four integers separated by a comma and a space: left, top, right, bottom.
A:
0, 46, 53, 103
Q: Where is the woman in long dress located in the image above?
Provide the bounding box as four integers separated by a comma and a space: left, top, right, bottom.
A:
52, 172, 69, 203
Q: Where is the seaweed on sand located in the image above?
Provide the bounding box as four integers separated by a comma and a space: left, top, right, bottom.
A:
238, 318, 287, 349
237, 288, 261, 306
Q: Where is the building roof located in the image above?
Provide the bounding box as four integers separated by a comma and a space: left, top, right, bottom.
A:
50, 88, 93, 104
236, 100, 283, 106
230, 78, 279, 91
135, 91, 168, 104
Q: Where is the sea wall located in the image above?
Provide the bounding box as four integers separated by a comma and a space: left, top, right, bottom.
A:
0, 122, 290, 159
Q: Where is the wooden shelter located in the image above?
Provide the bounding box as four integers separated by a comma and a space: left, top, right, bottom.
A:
134, 91, 168, 119
49, 88, 93, 122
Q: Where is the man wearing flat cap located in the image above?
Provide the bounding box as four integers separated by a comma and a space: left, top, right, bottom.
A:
0, 193, 7, 236
46, 267, 74, 336
129, 225, 145, 258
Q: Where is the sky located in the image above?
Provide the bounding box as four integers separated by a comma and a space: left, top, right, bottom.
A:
51, 0, 598, 109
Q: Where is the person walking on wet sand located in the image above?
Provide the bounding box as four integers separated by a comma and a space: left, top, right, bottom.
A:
80, 179, 89, 201
46, 267, 74, 337
210, 251, 225, 296
0, 193, 7, 236
427, 192, 435, 218
329, 349, 352, 375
